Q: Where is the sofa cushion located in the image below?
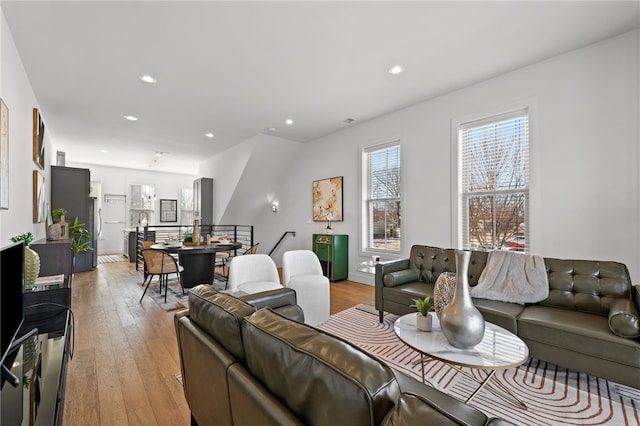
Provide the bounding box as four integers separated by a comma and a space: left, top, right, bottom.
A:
541, 259, 631, 316
383, 269, 420, 287
407, 246, 488, 286
608, 298, 640, 338
242, 308, 401, 426
518, 305, 640, 368
189, 285, 256, 364
472, 298, 525, 334
381, 393, 464, 426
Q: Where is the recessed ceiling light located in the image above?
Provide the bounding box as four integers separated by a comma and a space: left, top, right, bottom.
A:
154, 151, 169, 157
124, 115, 138, 121
267, 127, 276, 132
205, 133, 215, 138
285, 118, 293, 125
100, 149, 108, 153
388, 64, 404, 75
139, 75, 157, 83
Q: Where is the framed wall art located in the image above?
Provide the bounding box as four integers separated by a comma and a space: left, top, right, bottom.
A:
160, 199, 177, 222
0, 98, 8, 209
312, 176, 343, 222
33, 108, 45, 170
33, 170, 46, 223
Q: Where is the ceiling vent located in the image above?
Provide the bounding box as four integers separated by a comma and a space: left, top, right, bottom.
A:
343, 117, 356, 125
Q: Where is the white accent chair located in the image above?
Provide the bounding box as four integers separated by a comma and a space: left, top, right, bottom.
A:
282, 250, 330, 326
227, 254, 283, 295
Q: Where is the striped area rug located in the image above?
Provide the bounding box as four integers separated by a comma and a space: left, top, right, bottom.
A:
98, 254, 126, 263
318, 306, 640, 426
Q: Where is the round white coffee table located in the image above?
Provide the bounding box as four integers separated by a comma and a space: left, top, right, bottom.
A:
394, 313, 529, 409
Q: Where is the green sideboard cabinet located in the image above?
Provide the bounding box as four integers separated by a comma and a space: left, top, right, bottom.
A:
312, 234, 348, 281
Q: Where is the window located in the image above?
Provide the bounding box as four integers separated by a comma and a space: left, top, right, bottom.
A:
459, 110, 529, 251
180, 188, 193, 225
363, 141, 401, 253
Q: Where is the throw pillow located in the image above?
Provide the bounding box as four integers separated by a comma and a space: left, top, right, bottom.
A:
433, 272, 456, 320
383, 269, 420, 287
608, 298, 640, 338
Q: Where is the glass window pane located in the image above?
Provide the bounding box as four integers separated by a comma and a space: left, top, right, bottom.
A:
468, 195, 494, 250
495, 193, 526, 251
370, 200, 401, 251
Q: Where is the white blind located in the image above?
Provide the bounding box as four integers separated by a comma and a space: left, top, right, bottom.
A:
460, 110, 529, 251
365, 142, 401, 252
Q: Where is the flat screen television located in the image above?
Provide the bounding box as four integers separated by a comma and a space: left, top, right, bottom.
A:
0, 241, 24, 365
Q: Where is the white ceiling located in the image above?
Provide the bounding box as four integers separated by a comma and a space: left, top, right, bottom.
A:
2, 1, 639, 174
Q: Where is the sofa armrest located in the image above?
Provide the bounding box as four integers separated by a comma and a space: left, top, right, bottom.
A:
608, 298, 640, 338
240, 288, 297, 310
240, 288, 305, 323
375, 259, 411, 319
375, 259, 410, 288
390, 368, 512, 426
633, 285, 640, 311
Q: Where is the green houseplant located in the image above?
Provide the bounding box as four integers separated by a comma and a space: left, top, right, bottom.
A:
10, 232, 39, 291
411, 296, 434, 331
52, 208, 67, 223
69, 217, 93, 257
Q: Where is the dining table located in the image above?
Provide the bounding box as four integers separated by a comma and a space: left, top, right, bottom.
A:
150, 241, 242, 288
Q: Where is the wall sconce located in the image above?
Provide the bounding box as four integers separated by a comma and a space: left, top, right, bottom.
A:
271, 202, 279, 213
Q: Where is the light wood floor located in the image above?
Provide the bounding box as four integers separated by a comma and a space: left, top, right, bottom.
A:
63, 259, 374, 425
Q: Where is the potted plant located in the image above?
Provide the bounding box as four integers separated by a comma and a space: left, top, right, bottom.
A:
411, 296, 434, 331
10, 232, 40, 291
69, 217, 93, 265
52, 208, 67, 223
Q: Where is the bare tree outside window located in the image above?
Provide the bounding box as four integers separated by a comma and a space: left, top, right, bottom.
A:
365, 143, 401, 252
461, 113, 529, 251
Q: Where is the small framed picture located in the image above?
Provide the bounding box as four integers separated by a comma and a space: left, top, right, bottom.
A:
160, 199, 177, 222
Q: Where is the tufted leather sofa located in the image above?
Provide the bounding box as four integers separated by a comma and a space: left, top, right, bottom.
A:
375, 245, 640, 389
175, 284, 515, 426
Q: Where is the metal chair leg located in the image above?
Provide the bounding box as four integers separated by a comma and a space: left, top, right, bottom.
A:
139, 274, 153, 303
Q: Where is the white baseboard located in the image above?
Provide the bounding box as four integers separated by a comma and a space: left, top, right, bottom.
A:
348, 271, 374, 286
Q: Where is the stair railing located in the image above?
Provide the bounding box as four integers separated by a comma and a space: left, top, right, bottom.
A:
268, 231, 296, 256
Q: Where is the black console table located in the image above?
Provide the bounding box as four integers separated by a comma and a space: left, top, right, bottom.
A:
2, 309, 72, 426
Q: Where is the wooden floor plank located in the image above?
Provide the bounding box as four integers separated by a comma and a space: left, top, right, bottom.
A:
63, 259, 374, 425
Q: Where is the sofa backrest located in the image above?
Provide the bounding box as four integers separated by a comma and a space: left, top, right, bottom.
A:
407, 245, 632, 316
242, 308, 401, 426
188, 284, 257, 364
408, 245, 488, 286
541, 258, 632, 316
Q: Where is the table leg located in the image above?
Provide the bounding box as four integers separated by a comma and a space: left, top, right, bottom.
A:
452, 366, 527, 409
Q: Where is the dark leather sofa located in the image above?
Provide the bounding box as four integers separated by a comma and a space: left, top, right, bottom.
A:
375, 244, 640, 389
175, 285, 515, 426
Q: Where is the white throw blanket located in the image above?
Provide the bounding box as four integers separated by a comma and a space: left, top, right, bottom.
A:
470, 250, 549, 304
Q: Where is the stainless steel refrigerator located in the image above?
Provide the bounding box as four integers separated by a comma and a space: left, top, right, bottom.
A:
51, 166, 98, 272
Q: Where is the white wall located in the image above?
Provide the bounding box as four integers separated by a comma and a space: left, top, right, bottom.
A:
0, 10, 54, 245
200, 134, 304, 260
210, 30, 639, 283
69, 162, 196, 254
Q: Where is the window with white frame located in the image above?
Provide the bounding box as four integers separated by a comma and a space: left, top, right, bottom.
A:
459, 109, 529, 252
362, 141, 401, 253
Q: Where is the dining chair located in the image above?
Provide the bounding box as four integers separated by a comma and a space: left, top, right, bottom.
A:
282, 250, 330, 326
139, 249, 184, 303
227, 253, 282, 295
216, 243, 260, 288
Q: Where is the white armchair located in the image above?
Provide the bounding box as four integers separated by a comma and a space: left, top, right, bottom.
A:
282, 250, 330, 326
227, 254, 283, 295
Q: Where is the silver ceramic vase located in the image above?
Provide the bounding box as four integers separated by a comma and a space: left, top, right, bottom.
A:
439, 250, 485, 349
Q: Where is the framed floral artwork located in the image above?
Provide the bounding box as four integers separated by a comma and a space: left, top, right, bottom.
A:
312, 176, 343, 222
33, 108, 45, 170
